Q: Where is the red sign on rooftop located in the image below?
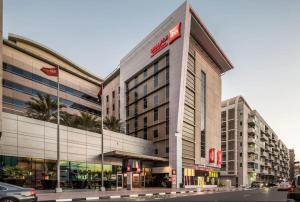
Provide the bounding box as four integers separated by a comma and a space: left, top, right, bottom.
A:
150, 23, 181, 57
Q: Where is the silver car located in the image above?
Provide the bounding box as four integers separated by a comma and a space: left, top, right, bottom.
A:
0, 182, 37, 202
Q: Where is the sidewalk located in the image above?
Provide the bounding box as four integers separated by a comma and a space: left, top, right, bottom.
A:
38, 187, 244, 201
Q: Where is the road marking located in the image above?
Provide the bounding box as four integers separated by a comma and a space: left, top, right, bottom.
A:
159, 192, 166, 195
145, 193, 153, 196
86, 197, 99, 200
170, 191, 176, 194
130, 194, 139, 197
110, 196, 121, 199
56, 199, 72, 202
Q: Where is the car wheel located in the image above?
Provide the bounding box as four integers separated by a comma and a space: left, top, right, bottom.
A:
1, 198, 18, 202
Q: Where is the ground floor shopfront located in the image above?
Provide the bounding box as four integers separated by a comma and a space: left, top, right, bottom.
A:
0, 155, 166, 189
183, 167, 220, 188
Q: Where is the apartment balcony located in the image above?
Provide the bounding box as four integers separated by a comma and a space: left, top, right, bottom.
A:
265, 162, 272, 167
273, 146, 279, 152
248, 127, 256, 135
265, 145, 270, 152
248, 117, 256, 126
248, 137, 256, 143
260, 133, 267, 141
260, 169, 268, 175
248, 167, 259, 173
248, 147, 256, 153
268, 170, 275, 176
269, 141, 275, 147
265, 130, 270, 137
248, 156, 256, 163
269, 156, 275, 161
261, 151, 268, 158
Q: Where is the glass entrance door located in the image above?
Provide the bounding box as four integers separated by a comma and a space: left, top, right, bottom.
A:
116, 174, 123, 189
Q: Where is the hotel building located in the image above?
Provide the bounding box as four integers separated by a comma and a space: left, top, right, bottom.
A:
0, 1, 235, 189
103, 1, 234, 188
220, 96, 289, 186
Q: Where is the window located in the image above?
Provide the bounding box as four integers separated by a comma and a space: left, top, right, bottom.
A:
154, 107, 158, 121
240, 142, 243, 147
144, 117, 147, 126
134, 119, 138, 130
200, 71, 206, 158
240, 153, 242, 157
166, 86, 169, 99
166, 68, 169, 82
240, 132, 243, 137
144, 98, 147, 109
166, 147, 169, 153
154, 95, 158, 107
166, 55, 169, 66
112, 91, 115, 98
106, 95, 109, 102
154, 75, 158, 88
112, 104, 115, 111
118, 87, 120, 94
106, 108, 109, 115
154, 129, 158, 138
154, 62, 158, 73
134, 77, 138, 85
143, 128, 147, 140
144, 84, 147, 96
240, 121, 243, 126
144, 69, 147, 78
154, 149, 158, 154
240, 163, 243, 167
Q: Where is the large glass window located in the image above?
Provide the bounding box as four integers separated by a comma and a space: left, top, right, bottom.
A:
2, 79, 101, 116
3, 63, 99, 104
200, 71, 206, 158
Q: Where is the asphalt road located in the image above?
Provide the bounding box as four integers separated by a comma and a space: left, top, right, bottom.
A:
95, 188, 288, 201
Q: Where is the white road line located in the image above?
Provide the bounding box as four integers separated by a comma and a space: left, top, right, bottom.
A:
86, 197, 99, 200
145, 193, 153, 196
181, 191, 186, 194
110, 196, 121, 199
56, 199, 72, 202
129, 194, 139, 197
170, 192, 176, 194
159, 192, 166, 195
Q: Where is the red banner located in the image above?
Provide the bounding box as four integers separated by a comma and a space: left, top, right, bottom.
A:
209, 148, 215, 163
41, 67, 58, 76
217, 150, 222, 166
169, 23, 181, 44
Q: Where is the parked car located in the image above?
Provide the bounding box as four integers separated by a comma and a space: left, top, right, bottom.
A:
287, 175, 300, 202
0, 182, 37, 202
278, 180, 290, 191
251, 181, 266, 188
266, 182, 277, 187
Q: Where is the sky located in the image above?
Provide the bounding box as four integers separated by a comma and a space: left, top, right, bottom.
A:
3, 0, 300, 160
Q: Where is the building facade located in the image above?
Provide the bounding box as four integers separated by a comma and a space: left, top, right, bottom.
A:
0, 1, 235, 189
220, 96, 290, 186
289, 149, 295, 181
102, 2, 234, 188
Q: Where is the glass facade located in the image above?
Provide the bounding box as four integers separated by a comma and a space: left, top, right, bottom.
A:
0, 155, 118, 189
3, 79, 101, 116
3, 63, 99, 104
200, 71, 206, 158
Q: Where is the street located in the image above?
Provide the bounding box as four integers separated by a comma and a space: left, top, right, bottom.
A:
88, 188, 288, 201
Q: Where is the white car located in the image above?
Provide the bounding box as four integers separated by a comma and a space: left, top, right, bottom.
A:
278, 180, 290, 191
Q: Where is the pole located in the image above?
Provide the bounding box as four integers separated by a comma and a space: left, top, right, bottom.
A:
100, 85, 105, 191
56, 65, 62, 192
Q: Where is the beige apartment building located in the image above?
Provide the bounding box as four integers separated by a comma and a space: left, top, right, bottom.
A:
289, 149, 295, 181
220, 96, 289, 186
104, 1, 234, 187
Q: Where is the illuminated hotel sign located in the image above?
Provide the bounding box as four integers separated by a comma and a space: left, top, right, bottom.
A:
150, 23, 181, 57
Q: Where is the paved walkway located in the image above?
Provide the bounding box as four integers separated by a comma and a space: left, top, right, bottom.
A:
37, 187, 244, 201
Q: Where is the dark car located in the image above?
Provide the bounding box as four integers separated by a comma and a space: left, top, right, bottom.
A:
287, 175, 300, 202
251, 181, 265, 188
0, 182, 37, 202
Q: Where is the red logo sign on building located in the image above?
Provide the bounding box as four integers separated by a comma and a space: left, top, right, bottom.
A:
217, 149, 222, 167
169, 23, 181, 44
209, 148, 215, 163
150, 23, 181, 57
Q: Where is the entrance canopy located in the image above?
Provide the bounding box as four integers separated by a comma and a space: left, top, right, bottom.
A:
103, 150, 168, 162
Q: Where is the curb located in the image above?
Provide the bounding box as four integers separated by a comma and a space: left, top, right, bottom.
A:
40, 188, 245, 202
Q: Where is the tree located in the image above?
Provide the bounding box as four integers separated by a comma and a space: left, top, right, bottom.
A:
25, 93, 60, 121
58, 111, 78, 127
103, 116, 121, 132
76, 112, 98, 131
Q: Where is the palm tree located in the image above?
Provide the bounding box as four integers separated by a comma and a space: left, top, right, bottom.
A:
103, 116, 121, 132
25, 93, 59, 121
59, 111, 78, 127
76, 112, 98, 131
